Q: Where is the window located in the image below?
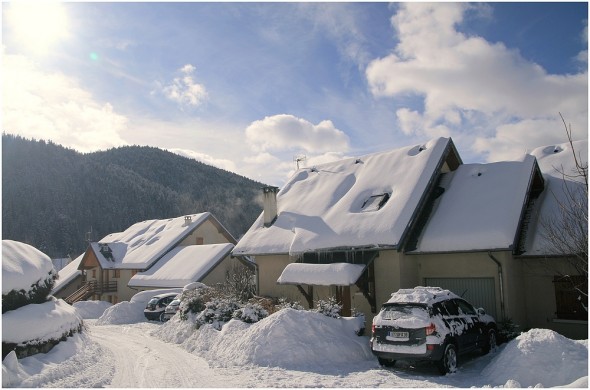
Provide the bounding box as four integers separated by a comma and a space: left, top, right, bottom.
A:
455, 299, 476, 315
554, 275, 588, 320
196, 237, 204, 245
361, 193, 390, 212
113, 269, 120, 278
92, 269, 96, 279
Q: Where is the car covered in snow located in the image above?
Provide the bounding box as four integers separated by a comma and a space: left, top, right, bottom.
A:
370, 286, 497, 374
162, 297, 181, 321
144, 292, 179, 322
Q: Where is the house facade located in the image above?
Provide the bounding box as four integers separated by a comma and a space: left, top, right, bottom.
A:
64, 212, 237, 303
233, 137, 588, 339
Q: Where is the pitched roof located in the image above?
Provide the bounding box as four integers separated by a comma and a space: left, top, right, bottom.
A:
88, 213, 218, 269
52, 253, 83, 294
412, 155, 541, 253
233, 137, 458, 255
521, 139, 588, 256
128, 243, 234, 288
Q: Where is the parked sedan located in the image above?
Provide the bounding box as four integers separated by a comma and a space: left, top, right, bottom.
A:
144, 293, 179, 322
370, 286, 497, 374
162, 298, 181, 321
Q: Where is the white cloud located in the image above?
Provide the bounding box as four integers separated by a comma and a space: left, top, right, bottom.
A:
2, 51, 129, 152
245, 114, 350, 153
161, 64, 208, 107
366, 3, 588, 162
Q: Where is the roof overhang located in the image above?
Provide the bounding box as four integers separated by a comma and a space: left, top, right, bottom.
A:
277, 262, 366, 286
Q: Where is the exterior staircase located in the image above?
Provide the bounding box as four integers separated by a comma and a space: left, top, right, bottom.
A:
65, 280, 117, 304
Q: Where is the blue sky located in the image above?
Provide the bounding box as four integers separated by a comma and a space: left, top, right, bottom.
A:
2, 2, 588, 185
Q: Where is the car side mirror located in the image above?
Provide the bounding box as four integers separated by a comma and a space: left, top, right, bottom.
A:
477, 308, 486, 316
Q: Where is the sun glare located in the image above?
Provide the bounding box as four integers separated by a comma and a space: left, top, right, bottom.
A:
7, 2, 69, 54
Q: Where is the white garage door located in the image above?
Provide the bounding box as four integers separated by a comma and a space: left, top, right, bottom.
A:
424, 277, 497, 319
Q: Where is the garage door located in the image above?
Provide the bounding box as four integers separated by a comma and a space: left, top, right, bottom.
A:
424, 277, 497, 318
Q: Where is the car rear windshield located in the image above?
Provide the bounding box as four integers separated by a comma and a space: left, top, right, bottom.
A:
380, 304, 430, 328
147, 298, 159, 306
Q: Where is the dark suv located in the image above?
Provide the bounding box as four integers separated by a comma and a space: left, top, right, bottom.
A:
370, 287, 497, 374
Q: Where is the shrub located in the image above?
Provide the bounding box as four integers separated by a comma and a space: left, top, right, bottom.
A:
196, 298, 241, 330
315, 297, 342, 318
2, 272, 57, 313
178, 286, 213, 320
276, 297, 304, 311
233, 302, 269, 323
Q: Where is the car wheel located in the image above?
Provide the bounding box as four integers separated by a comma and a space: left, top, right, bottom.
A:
378, 357, 396, 368
159, 312, 166, 322
437, 343, 457, 375
482, 329, 497, 355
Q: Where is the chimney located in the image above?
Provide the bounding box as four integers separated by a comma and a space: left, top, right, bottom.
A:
184, 215, 192, 226
262, 186, 279, 227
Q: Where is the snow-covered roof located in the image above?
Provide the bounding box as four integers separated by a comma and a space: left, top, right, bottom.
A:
91, 213, 213, 269
233, 138, 456, 256
128, 243, 234, 288
387, 287, 460, 305
277, 263, 366, 286
52, 253, 83, 294
522, 139, 588, 256
2, 240, 55, 294
413, 155, 539, 253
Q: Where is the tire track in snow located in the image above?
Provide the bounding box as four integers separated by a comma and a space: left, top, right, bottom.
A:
90, 323, 228, 388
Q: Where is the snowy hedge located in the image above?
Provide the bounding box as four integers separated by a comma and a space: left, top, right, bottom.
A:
2, 240, 57, 313
2, 298, 83, 359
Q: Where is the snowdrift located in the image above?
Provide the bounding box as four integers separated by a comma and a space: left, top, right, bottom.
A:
72, 300, 112, 319
156, 308, 371, 370
96, 288, 182, 325
482, 328, 588, 387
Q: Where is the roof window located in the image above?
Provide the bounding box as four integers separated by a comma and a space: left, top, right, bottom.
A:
361, 193, 390, 212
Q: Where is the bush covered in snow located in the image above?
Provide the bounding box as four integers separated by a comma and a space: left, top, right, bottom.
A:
2, 240, 58, 313
276, 297, 304, 311
314, 297, 342, 318
196, 298, 241, 330
233, 302, 269, 323
2, 241, 83, 359
178, 285, 213, 320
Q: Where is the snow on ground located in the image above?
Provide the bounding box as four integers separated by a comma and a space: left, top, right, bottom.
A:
3, 297, 587, 388
72, 300, 113, 319
482, 328, 588, 387
95, 288, 181, 325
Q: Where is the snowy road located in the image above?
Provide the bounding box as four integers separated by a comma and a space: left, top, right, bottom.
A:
14, 320, 508, 388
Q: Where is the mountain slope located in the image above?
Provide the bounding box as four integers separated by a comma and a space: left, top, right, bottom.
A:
2, 134, 265, 258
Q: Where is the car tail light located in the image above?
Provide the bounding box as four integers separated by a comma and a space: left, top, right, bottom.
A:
371, 323, 376, 335
425, 323, 436, 335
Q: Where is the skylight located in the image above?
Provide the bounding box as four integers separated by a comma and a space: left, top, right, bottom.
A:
361, 193, 390, 212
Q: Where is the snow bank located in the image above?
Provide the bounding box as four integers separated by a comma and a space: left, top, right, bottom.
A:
72, 301, 112, 319
2, 240, 55, 294
156, 308, 371, 370
96, 288, 182, 325
482, 328, 588, 387
2, 297, 82, 344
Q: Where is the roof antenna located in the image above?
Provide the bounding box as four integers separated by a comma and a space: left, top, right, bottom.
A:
293, 154, 307, 170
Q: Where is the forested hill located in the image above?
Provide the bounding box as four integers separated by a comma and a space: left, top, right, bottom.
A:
2, 134, 266, 259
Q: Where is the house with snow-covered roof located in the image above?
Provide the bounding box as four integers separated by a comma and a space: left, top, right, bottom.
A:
63, 212, 244, 304
233, 137, 587, 339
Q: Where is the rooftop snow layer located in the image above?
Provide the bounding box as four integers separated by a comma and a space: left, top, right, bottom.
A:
2, 240, 55, 294
233, 138, 452, 255
94, 213, 211, 269
128, 243, 234, 288
277, 263, 366, 286
522, 139, 588, 256
387, 286, 460, 305
52, 253, 83, 294
414, 155, 537, 252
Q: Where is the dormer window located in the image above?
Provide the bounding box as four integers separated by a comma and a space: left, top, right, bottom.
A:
361, 193, 390, 212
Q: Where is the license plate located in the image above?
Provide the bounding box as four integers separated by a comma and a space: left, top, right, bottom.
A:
389, 331, 409, 338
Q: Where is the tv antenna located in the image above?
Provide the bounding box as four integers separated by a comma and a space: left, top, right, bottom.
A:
293, 154, 307, 170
